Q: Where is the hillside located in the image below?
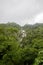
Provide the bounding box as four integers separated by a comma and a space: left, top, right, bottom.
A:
0, 23, 43, 65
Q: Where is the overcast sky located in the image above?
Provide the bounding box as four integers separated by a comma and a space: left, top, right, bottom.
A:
0, 0, 43, 26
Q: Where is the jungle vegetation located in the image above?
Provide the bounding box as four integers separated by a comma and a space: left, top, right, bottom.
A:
0, 23, 43, 65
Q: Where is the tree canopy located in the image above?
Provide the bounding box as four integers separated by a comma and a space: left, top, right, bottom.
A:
0, 23, 43, 65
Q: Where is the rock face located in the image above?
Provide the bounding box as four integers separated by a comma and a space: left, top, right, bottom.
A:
21, 30, 26, 38
19, 29, 26, 42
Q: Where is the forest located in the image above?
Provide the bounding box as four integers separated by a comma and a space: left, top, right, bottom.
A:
0, 23, 43, 65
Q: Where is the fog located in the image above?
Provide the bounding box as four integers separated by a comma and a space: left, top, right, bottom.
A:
0, 0, 43, 26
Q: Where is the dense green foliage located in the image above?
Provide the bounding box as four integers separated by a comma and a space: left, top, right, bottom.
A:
0, 23, 43, 65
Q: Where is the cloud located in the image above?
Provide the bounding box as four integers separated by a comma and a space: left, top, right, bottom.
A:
0, 0, 43, 25
34, 12, 43, 23
21, 12, 43, 26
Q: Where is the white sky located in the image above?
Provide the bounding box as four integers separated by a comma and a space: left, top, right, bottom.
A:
0, 0, 43, 26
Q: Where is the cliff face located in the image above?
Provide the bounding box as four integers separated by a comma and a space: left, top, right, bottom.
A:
21, 30, 26, 38
18, 30, 26, 42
